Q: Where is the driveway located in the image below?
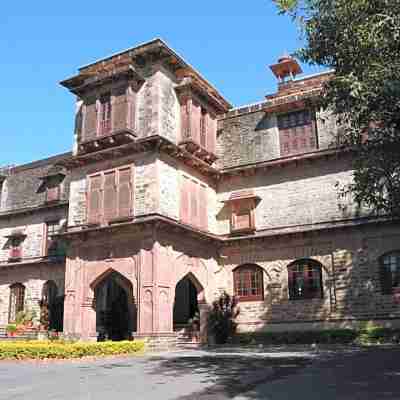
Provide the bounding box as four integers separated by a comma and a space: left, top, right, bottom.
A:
0, 346, 399, 399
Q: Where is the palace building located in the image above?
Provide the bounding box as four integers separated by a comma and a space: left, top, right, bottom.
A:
1, 39, 399, 344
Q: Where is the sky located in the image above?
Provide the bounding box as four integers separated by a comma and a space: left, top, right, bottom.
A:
0, 1, 324, 167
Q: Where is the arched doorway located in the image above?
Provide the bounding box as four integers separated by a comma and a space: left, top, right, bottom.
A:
41, 281, 63, 331
173, 274, 201, 328
93, 271, 136, 341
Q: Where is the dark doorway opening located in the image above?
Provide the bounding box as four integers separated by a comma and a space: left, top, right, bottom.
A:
41, 281, 63, 332
94, 271, 136, 341
173, 275, 199, 327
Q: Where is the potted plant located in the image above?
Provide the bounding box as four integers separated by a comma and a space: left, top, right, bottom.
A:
6, 323, 17, 337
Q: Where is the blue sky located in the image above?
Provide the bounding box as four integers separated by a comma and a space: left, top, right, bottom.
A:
0, 1, 324, 166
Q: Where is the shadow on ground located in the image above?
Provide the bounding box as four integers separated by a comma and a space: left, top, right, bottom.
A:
146, 348, 316, 399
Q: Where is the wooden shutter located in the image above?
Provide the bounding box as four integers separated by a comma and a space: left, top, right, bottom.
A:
99, 94, 111, 136
190, 180, 198, 227
199, 184, 208, 231
181, 100, 190, 140
83, 97, 98, 141
288, 267, 295, 299
46, 186, 60, 202
112, 86, 128, 132
88, 175, 102, 224
118, 167, 132, 218
127, 87, 136, 131
190, 101, 201, 144
200, 110, 207, 148
103, 171, 117, 221
207, 114, 216, 154
180, 176, 190, 224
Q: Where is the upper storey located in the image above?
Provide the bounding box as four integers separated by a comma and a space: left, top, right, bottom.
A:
60, 39, 231, 164
217, 57, 336, 170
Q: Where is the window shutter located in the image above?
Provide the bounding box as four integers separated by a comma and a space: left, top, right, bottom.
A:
117, 167, 133, 218
200, 110, 207, 148
127, 87, 136, 131
181, 100, 190, 140
190, 101, 201, 144
380, 260, 393, 295
103, 171, 117, 221
190, 180, 198, 227
83, 97, 98, 141
207, 114, 216, 154
46, 186, 60, 202
88, 175, 102, 224
99, 94, 111, 136
180, 176, 190, 224
199, 184, 208, 231
112, 86, 128, 132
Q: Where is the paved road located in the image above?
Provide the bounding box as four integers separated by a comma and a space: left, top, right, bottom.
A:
0, 346, 399, 399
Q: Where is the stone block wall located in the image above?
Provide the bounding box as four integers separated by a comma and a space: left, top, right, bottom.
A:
216, 156, 362, 235
67, 152, 157, 227
217, 224, 400, 332
0, 262, 65, 325
0, 208, 67, 263
217, 108, 339, 169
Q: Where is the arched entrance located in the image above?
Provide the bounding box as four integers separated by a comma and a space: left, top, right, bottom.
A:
93, 271, 136, 341
40, 281, 63, 331
173, 276, 199, 327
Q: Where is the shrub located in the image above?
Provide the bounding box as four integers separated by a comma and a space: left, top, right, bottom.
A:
0, 340, 145, 360
6, 324, 17, 334
208, 292, 239, 344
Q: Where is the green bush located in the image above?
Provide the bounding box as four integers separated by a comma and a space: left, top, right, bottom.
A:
0, 340, 145, 360
6, 324, 17, 334
234, 328, 400, 346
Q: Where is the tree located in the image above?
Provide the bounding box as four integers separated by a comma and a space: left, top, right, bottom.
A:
274, 0, 400, 216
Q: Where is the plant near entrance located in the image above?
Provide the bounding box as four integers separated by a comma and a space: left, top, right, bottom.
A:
0, 340, 145, 360
208, 292, 239, 344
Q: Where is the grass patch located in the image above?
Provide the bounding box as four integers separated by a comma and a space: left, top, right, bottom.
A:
0, 340, 145, 360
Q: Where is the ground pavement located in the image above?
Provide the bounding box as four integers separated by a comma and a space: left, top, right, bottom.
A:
0, 346, 399, 399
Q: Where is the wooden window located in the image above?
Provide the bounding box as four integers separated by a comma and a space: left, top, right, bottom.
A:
9, 237, 23, 261
99, 93, 112, 136
9, 283, 25, 323
88, 174, 102, 224
87, 167, 133, 225
278, 110, 317, 157
380, 252, 400, 294
200, 108, 207, 149
288, 259, 323, 300
83, 96, 98, 141
233, 264, 264, 301
45, 176, 61, 203
180, 175, 208, 231
230, 200, 256, 233
117, 167, 133, 218
46, 220, 64, 257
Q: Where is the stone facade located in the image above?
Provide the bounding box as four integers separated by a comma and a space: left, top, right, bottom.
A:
1, 39, 399, 342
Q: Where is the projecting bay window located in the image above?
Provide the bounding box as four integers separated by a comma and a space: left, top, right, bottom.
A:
278, 110, 318, 157
224, 191, 259, 234
81, 86, 136, 143
87, 166, 133, 226
6, 231, 26, 262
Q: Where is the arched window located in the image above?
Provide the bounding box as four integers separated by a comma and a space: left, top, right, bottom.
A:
380, 252, 400, 294
9, 283, 25, 323
288, 259, 323, 300
233, 264, 264, 301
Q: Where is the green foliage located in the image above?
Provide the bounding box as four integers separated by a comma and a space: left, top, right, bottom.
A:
208, 292, 239, 344
234, 327, 400, 345
15, 309, 37, 325
6, 324, 17, 333
0, 340, 145, 360
274, 0, 400, 216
